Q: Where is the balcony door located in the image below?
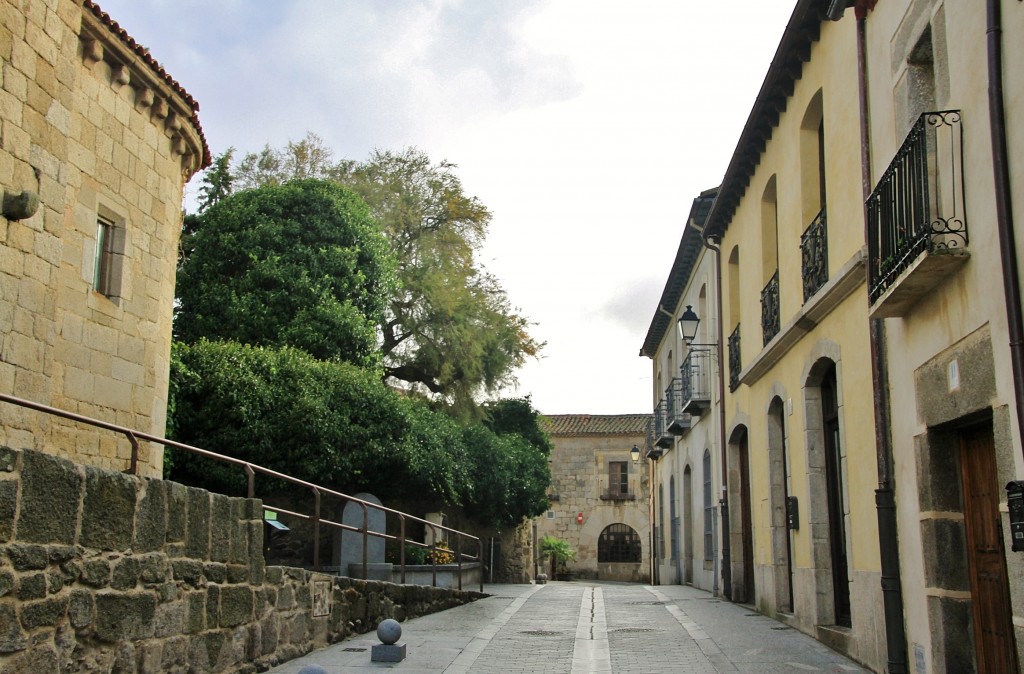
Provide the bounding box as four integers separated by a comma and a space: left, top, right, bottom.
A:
821, 366, 851, 627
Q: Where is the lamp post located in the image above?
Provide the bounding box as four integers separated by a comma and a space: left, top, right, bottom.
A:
630, 444, 641, 464
678, 305, 701, 345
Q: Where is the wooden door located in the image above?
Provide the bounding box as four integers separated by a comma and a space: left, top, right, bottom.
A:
960, 425, 1019, 674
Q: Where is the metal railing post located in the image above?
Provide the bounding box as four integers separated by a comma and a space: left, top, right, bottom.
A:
244, 464, 255, 499
399, 515, 406, 585
311, 487, 321, 572
361, 502, 369, 581
456, 534, 462, 591
124, 431, 139, 476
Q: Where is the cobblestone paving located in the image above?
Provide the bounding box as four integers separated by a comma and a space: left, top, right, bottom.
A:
269, 581, 872, 673
604, 584, 718, 674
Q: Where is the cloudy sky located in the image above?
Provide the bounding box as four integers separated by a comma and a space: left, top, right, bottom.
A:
96, 0, 796, 415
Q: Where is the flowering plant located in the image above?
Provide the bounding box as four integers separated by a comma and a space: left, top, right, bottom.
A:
426, 541, 455, 564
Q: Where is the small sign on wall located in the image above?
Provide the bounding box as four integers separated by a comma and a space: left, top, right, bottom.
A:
313, 579, 331, 617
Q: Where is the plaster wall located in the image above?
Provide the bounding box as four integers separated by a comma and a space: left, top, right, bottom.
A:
0, 0, 204, 478
864, 2, 1024, 670
648, 246, 723, 594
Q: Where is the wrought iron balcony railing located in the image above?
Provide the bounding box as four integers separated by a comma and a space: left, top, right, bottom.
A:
728, 324, 741, 392
653, 399, 673, 449
761, 270, 780, 346
664, 377, 691, 434
867, 110, 967, 311
801, 208, 828, 301
680, 349, 713, 415
645, 416, 663, 460
600, 487, 636, 501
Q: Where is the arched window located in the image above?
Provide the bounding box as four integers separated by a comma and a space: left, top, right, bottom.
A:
598, 524, 642, 563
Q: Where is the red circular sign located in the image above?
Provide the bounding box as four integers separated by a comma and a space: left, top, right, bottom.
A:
576, 512, 583, 524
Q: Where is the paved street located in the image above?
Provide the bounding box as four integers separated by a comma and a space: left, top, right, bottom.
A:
269, 581, 871, 673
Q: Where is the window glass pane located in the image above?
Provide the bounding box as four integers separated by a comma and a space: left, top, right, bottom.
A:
598, 523, 641, 563
94, 216, 117, 296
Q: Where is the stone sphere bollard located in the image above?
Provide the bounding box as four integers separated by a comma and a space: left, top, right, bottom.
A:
297, 665, 327, 674
372, 618, 407, 661
377, 618, 402, 645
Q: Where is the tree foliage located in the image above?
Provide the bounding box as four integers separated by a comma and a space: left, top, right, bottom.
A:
540, 535, 576, 577
483, 397, 552, 455
175, 179, 396, 366
171, 137, 551, 528
232, 136, 542, 417
196, 147, 235, 212
167, 340, 549, 528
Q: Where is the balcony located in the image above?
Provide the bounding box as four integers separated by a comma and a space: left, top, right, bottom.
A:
680, 349, 713, 416
728, 324, 741, 392
653, 400, 674, 449
867, 110, 969, 318
761, 271, 780, 346
600, 488, 636, 502
644, 417, 663, 460
801, 209, 828, 302
664, 378, 691, 434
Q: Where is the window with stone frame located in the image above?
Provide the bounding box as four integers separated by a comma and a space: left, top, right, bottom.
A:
93, 212, 125, 301
608, 461, 629, 497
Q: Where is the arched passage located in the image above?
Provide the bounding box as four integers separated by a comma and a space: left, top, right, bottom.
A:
804, 355, 852, 627
727, 423, 755, 604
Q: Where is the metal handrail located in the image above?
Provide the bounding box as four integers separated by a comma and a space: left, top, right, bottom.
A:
0, 392, 483, 592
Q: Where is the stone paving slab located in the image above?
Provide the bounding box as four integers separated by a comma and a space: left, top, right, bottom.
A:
267, 582, 872, 673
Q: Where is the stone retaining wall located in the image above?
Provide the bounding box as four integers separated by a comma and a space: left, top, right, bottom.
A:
0, 447, 484, 673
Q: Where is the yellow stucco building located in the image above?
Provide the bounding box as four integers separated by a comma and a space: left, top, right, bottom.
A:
702, 6, 886, 669
643, 1, 1024, 672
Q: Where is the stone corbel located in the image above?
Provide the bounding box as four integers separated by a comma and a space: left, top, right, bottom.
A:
82, 38, 103, 66
150, 97, 168, 122
171, 135, 187, 156
134, 86, 154, 112
111, 63, 130, 89
164, 110, 181, 137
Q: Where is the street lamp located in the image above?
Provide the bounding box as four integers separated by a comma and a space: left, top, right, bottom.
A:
678, 305, 700, 345
630, 444, 641, 463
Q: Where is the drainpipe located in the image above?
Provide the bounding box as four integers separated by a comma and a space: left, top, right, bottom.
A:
700, 227, 731, 601
987, 0, 1024, 464
854, 8, 908, 673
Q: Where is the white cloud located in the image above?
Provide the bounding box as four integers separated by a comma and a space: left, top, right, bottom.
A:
95, 0, 795, 414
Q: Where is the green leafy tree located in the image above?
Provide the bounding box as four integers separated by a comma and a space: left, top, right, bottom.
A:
462, 424, 550, 528
196, 147, 235, 213
167, 342, 550, 525
235, 132, 347, 190
231, 139, 542, 418
338, 148, 542, 418
168, 340, 469, 502
175, 179, 396, 366
483, 397, 552, 455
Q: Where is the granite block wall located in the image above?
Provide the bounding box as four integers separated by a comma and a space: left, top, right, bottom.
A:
0, 447, 484, 673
